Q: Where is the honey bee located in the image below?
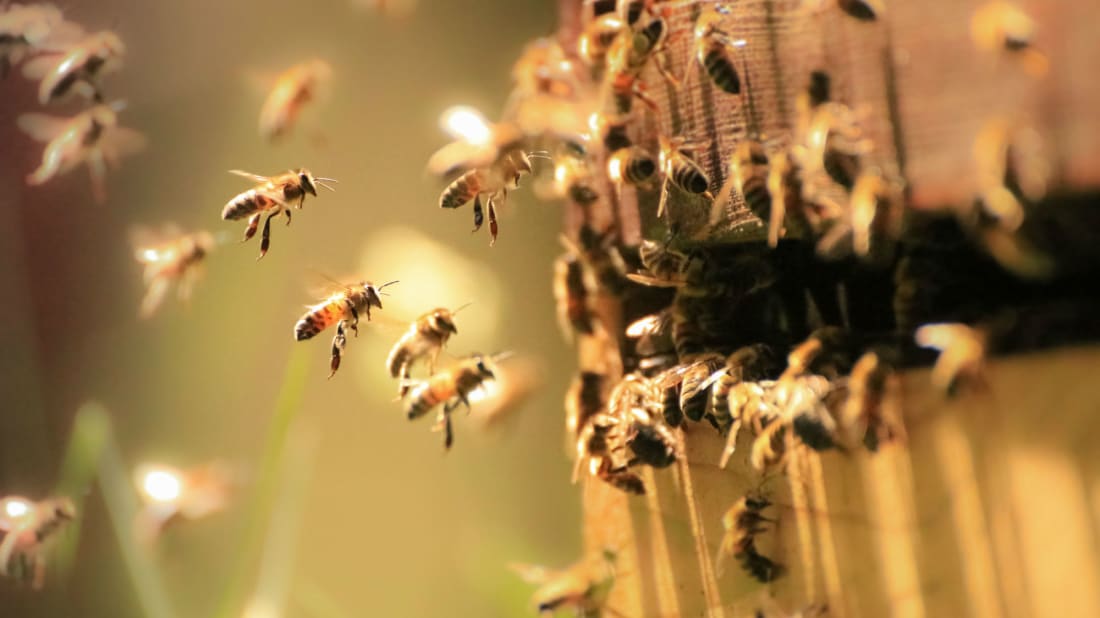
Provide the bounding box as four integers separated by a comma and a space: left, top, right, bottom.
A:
716, 495, 782, 582
794, 101, 872, 196
130, 224, 217, 319
712, 138, 770, 226
386, 306, 463, 397
779, 327, 849, 382
577, 13, 624, 70
605, 66, 658, 115
657, 135, 713, 219
720, 380, 780, 468
565, 370, 607, 441
750, 416, 788, 472
510, 548, 617, 616
258, 59, 332, 141
294, 279, 398, 378
554, 247, 598, 340
627, 238, 692, 287
607, 145, 658, 197
0, 3, 81, 78
573, 411, 647, 494
705, 344, 780, 431
439, 149, 535, 246
914, 322, 988, 395
133, 462, 238, 542
21, 29, 124, 104
816, 167, 904, 258
553, 153, 601, 207
220, 168, 337, 259
778, 374, 839, 452
17, 100, 145, 202
835, 0, 882, 21
0, 496, 75, 589
567, 226, 629, 296
671, 353, 725, 423
427, 107, 525, 178
839, 351, 902, 451
970, 1, 1048, 77
693, 5, 744, 94
404, 353, 500, 450
608, 8, 677, 87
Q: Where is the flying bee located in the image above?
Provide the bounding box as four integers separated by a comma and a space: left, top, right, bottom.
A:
21, 29, 123, 104
717, 495, 783, 582
294, 279, 398, 378
427, 106, 525, 178
130, 224, 217, 319
132, 461, 238, 543
915, 323, 988, 396
554, 248, 598, 340
970, 1, 1048, 77
404, 353, 501, 450
693, 5, 744, 94
386, 306, 464, 397
0, 3, 81, 78
17, 100, 145, 203
553, 153, 601, 206
439, 149, 537, 246
511, 549, 617, 616
657, 135, 714, 219
258, 59, 332, 141
220, 168, 336, 259
0, 496, 75, 589
713, 138, 770, 226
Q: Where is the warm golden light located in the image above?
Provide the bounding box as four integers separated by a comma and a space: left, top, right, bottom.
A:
440, 105, 492, 145
138, 466, 183, 504
3, 498, 31, 520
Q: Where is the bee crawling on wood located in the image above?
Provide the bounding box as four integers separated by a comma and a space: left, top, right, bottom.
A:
404, 353, 503, 450
839, 351, 905, 451
221, 168, 337, 259
0, 496, 75, 589
555, 237, 600, 341
511, 548, 617, 616
915, 322, 989, 396
294, 279, 398, 378
716, 494, 783, 582
130, 224, 218, 319
385, 305, 465, 397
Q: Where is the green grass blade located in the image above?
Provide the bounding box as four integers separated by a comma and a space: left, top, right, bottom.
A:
52, 402, 111, 577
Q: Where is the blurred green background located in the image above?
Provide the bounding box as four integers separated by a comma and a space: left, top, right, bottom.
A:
0, 0, 582, 615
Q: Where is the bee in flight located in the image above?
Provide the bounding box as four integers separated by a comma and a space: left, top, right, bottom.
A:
132, 461, 238, 543
510, 548, 617, 616
130, 224, 218, 319
0, 495, 75, 589
17, 100, 145, 202
404, 353, 501, 450
0, 3, 82, 78
258, 58, 332, 141
385, 305, 465, 397
21, 29, 124, 104
294, 279, 398, 378
220, 168, 336, 259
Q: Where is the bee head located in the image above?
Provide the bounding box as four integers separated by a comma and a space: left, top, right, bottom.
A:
298, 169, 318, 196
474, 356, 495, 380
53, 498, 76, 521
364, 280, 399, 310
429, 309, 458, 335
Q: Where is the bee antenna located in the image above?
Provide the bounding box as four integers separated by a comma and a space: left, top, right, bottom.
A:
451, 302, 474, 315
490, 351, 515, 363
314, 177, 339, 192
376, 280, 399, 294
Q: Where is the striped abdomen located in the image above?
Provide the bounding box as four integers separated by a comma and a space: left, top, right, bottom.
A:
669, 155, 710, 195
294, 299, 345, 341
611, 147, 657, 186
439, 170, 482, 209
701, 44, 741, 94
222, 189, 277, 221
385, 330, 416, 377
405, 376, 454, 419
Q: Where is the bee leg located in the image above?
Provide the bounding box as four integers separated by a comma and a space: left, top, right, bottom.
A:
719, 419, 743, 469
487, 197, 499, 246
441, 403, 456, 450
657, 174, 670, 218
397, 364, 411, 398
458, 392, 472, 415
284, 208, 292, 226
346, 300, 361, 333
258, 213, 277, 259
328, 322, 347, 379
471, 195, 483, 232
242, 214, 261, 242
87, 150, 108, 204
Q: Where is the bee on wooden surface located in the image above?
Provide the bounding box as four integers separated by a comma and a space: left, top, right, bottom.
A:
574, 412, 647, 493
220, 168, 336, 259
0, 496, 75, 589
130, 224, 217, 319
712, 138, 770, 226
777, 374, 839, 452
706, 344, 781, 432
692, 5, 744, 94
0, 3, 81, 78
565, 370, 607, 441
915, 323, 988, 396
720, 380, 780, 468
750, 416, 788, 472
970, 1, 1048, 77
566, 226, 629, 296
258, 59, 332, 141
716, 495, 782, 582
839, 351, 903, 451
404, 353, 500, 450
816, 167, 904, 259
554, 248, 598, 341
386, 306, 463, 397
672, 353, 726, 423
21, 29, 123, 104
657, 135, 713, 219
18, 100, 145, 202
511, 548, 617, 616
294, 279, 398, 378
439, 149, 537, 246
133, 461, 238, 543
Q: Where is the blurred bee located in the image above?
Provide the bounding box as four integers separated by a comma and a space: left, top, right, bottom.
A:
0, 3, 81, 78
21, 29, 124, 104
915, 323, 988, 396
778, 374, 840, 452
716, 495, 782, 582
573, 412, 647, 494
668, 353, 725, 423
712, 138, 770, 227
220, 168, 336, 259
970, 1, 1048, 77
0, 496, 75, 589
836, 0, 882, 21
750, 417, 788, 472
608, 7, 677, 87
427, 106, 525, 178
439, 149, 536, 246
509, 37, 580, 101
605, 66, 658, 116
617, 0, 653, 27
627, 238, 692, 287
839, 351, 903, 451
404, 353, 500, 450
258, 59, 332, 141
817, 167, 904, 258
972, 116, 1050, 232
607, 145, 658, 198
779, 327, 849, 382
17, 100, 145, 202
133, 462, 238, 543
554, 247, 598, 340
467, 354, 541, 430
720, 380, 780, 468
657, 135, 713, 219
794, 101, 872, 196
566, 226, 629, 296
552, 153, 601, 207
705, 344, 780, 431
693, 5, 744, 94
510, 548, 617, 616
130, 224, 217, 319
565, 370, 606, 441
577, 12, 624, 70
386, 306, 463, 397
294, 279, 398, 378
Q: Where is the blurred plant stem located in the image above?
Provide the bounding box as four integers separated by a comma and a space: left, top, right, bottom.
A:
216, 346, 311, 618
92, 402, 178, 618
53, 403, 111, 578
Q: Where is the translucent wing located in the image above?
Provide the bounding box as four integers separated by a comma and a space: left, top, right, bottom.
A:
626, 273, 683, 288
508, 562, 558, 584
101, 126, 147, 165
16, 112, 70, 142
20, 52, 60, 80
228, 169, 272, 184
130, 223, 184, 263
426, 140, 499, 178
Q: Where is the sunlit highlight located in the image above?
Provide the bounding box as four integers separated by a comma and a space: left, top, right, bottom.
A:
140, 467, 183, 504
440, 106, 491, 145
3, 499, 31, 519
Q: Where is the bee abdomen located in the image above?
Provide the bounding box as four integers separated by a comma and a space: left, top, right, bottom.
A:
439, 171, 480, 209
741, 175, 771, 222
405, 385, 438, 420
672, 160, 710, 195
623, 153, 657, 185
703, 47, 741, 94
294, 311, 330, 341
222, 192, 261, 221
386, 342, 412, 378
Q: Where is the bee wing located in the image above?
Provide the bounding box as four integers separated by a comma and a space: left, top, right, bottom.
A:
16, 112, 70, 142
625, 273, 682, 288
625, 313, 670, 338
0, 497, 34, 532
101, 126, 147, 165
508, 562, 558, 584
20, 52, 61, 80
426, 140, 498, 178
228, 169, 272, 184
130, 223, 184, 262
33, 20, 86, 51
